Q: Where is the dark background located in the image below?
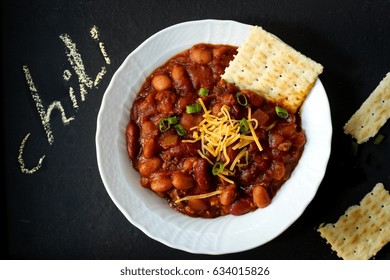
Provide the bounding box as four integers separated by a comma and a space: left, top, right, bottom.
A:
2, 0, 389, 259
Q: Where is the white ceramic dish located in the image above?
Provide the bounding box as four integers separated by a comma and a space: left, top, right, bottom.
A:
96, 19, 332, 254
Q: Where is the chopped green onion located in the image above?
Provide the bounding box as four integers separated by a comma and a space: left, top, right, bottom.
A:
212, 162, 224, 176
198, 87, 209, 96
175, 124, 186, 136
167, 116, 179, 125
236, 91, 248, 106
158, 118, 170, 132
275, 106, 289, 119
239, 118, 250, 134
186, 103, 202, 114
374, 134, 385, 145
158, 116, 179, 132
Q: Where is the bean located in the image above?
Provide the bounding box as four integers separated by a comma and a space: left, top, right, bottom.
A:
150, 176, 172, 192
230, 197, 253, 216
125, 121, 140, 162
172, 171, 196, 190
193, 158, 212, 192
212, 46, 227, 59
138, 157, 162, 177
151, 74, 172, 91
219, 184, 237, 206
142, 138, 158, 159
187, 199, 208, 212
253, 185, 271, 208
268, 160, 285, 180
141, 120, 158, 139
190, 47, 213, 64
171, 65, 193, 96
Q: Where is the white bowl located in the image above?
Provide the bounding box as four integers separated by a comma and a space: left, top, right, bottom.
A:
96, 19, 332, 254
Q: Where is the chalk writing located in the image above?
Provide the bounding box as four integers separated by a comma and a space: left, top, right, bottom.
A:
18, 26, 111, 174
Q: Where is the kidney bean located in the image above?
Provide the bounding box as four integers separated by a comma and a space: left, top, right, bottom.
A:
193, 158, 212, 192
141, 120, 158, 139
172, 171, 196, 190
126, 121, 140, 162
230, 197, 254, 216
137, 157, 162, 177
253, 185, 271, 208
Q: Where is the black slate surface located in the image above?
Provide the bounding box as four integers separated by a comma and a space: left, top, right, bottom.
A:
2, 0, 390, 259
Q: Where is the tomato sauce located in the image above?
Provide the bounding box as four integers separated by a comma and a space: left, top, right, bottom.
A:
126, 43, 305, 218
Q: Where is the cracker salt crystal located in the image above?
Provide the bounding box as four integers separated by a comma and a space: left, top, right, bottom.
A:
317, 183, 390, 260
221, 26, 323, 113
344, 72, 390, 144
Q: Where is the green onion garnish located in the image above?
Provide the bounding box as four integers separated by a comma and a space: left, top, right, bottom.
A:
186, 103, 202, 114
239, 118, 250, 134
198, 87, 209, 96
212, 162, 224, 176
158, 116, 179, 132
236, 91, 248, 106
159, 118, 170, 132
175, 124, 186, 136
374, 134, 385, 145
167, 116, 179, 125
275, 106, 289, 119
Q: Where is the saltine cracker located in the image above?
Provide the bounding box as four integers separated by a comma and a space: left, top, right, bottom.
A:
221, 26, 323, 113
318, 183, 390, 260
344, 72, 390, 144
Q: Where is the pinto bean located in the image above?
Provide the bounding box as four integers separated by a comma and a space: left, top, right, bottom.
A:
171, 65, 193, 96
150, 176, 172, 192
141, 120, 158, 139
172, 171, 196, 190
253, 185, 271, 208
190, 47, 213, 64
142, 138, 158, 159
212, 46, 227, 59
151, 74, 172, 91
187, 199, 208, 212
193, 158, 212, 192
126, 121, 140, 162
219, 184, 237, 206
268, 160, 285, 180
138, 157, 162, 177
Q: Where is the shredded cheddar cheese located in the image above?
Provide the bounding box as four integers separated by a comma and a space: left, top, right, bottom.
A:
183, 98, 263, 184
